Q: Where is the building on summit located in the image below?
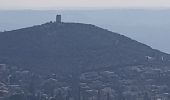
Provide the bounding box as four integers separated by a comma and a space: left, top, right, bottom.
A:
56, 15, 61, 23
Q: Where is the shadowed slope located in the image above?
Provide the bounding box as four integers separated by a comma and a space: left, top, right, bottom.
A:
0, 22, 169, 74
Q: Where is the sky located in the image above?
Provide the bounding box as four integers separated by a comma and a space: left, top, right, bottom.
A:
1, 0, 170, 9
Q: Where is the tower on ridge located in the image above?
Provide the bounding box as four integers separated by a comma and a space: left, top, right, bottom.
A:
56, 15, 61, 23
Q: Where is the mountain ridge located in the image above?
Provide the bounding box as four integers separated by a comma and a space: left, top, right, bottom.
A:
0, 22, 169, 74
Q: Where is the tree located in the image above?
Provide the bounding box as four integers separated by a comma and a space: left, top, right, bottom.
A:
55, 91, 64, 100
106, 92, 110, 100
143, 92, 150, 100
97, 90, 101, 100
9, 93, 25, 100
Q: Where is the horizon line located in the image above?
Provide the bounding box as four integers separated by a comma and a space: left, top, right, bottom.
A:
1, 7, 170, 11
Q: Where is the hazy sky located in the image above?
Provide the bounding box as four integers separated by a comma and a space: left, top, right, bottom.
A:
0, 0, 170, 9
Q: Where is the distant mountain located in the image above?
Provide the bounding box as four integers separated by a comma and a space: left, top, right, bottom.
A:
0, 22, 169, 74
1, 10, 170, 53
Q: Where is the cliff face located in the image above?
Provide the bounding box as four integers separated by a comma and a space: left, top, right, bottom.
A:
0, 22, 169, 74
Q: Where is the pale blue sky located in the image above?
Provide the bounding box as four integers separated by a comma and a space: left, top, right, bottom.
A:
0, 0, 170, 9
